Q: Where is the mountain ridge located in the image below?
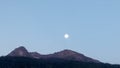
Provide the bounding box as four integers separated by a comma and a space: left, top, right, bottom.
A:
7, 46, 100, 63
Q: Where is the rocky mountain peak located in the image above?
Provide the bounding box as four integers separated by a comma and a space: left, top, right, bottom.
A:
7, 46, 30, 57
56, 49, 81, 56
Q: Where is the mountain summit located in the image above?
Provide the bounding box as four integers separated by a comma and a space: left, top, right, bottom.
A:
47, 49, 100, 63
8, 46, 30, 57
7, 46, 100, 63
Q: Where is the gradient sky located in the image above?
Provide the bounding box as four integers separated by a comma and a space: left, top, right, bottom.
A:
0, 0, 120, 64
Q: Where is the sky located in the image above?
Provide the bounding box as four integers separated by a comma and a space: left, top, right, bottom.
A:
0, 0, 120, 64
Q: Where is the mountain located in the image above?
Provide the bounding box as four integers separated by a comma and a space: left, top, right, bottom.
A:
8, 46, 30, 57
7, 46, 100, 63
4, 46, 120, 68
46, 49, 100, 63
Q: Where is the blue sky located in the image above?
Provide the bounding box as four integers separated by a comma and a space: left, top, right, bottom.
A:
0, 0, 120, 64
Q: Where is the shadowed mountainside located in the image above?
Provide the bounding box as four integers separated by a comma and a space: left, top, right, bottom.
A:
0, 56, 120, 68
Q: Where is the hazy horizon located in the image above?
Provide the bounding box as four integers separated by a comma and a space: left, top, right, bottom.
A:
0, 0, 120, 64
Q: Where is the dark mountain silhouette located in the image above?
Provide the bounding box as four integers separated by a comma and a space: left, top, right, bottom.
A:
7, 46, 100, 63
0, 56, 120, 68
1, 46, 120, 68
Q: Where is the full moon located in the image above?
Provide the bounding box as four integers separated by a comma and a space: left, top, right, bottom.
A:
64, 33, 69, 39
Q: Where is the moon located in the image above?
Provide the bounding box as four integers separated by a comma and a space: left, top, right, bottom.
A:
64, 33, 69, 39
